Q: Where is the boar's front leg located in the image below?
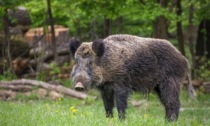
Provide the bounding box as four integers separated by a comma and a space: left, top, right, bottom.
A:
98, 84, 115, 118
114, 85, 130, 120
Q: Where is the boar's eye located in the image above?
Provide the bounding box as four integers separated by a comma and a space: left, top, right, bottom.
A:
88, 60, 93, 66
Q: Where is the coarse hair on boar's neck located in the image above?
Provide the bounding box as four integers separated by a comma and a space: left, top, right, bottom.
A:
69, 34, 196, 122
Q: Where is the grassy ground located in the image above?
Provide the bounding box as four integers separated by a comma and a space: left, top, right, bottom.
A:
0, 90, 210, 126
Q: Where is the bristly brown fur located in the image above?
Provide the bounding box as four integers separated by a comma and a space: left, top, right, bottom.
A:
70, 34, 195, 122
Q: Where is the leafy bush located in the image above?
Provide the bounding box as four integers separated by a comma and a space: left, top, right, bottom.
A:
195, 58, 210, 81
0, 69, 17, 80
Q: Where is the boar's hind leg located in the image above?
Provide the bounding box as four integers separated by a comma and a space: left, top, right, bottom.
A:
155, 77, 180, 122
99, 85, 114, 118
114, 86, 130, 120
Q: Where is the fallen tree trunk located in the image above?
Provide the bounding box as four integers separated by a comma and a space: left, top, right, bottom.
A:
0, 84, 33, 92
0, 79, 89, 100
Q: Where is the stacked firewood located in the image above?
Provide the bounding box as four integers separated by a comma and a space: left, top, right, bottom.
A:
1, 25, 72, 78
183, 80, 210, 93
203, 82, 210, 93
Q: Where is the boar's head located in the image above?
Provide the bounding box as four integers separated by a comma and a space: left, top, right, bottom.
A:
69, 38, 105, 91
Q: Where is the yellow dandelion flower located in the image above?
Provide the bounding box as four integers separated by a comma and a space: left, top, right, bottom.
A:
58, 98, 62, 101
70, 106, 74, 110
70, 106, 77, 114
72, 109, 77, 113
144, 114, 149, 118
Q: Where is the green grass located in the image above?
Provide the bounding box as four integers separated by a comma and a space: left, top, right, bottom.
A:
0, 90, 210, 126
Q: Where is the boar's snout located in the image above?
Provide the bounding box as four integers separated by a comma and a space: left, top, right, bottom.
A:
75, 82, 85, 91
72, 71, 91, 91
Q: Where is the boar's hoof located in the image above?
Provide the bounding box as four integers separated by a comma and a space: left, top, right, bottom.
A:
75, 82, 85, 91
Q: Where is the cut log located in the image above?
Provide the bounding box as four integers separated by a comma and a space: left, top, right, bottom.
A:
183, 80, 202, 87
33, 88, 47, 98
0, 84, 33, 92
0, 79, 89, 100
0, 90, 16, 100
49, 90, 64, 100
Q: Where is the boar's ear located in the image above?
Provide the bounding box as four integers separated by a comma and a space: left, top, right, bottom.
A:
92, 39, 105, 57
69, 37, 81, 57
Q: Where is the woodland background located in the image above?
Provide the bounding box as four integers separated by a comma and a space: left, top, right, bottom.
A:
0, 0, 210, 125
0, 0, 210, 99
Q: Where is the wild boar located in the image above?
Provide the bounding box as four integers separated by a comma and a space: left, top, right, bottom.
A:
69, 34, 195, 121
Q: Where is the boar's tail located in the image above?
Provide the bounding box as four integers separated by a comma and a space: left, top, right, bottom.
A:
187, 74, 196, 99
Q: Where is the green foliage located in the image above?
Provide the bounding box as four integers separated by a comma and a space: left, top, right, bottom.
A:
62, 79, 72, 87
23, 0, 47, 27
36, 70, 47, 81
194, 0, 210, 20
36, 63, 60, 81
0, 69, 17, 80
21, 0, 210, 40
20, 0, 161, 38
1, 0, 209, 39
0, 0, 26, 9
0, 0, 30, 29
195, 59, 210, 81
49, 63, 60, 75
35, 62, 73, 86
0, 0, 31, 15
